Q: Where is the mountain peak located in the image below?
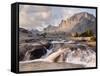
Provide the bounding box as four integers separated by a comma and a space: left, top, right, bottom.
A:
69, 12, 95, 22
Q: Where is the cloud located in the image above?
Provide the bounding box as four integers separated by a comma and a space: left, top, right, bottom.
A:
19, 5, 51, 30
62, 8, 81, 19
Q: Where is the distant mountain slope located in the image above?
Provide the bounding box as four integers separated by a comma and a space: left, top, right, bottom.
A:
19, 28, 39, 42
19, 28, 33, 39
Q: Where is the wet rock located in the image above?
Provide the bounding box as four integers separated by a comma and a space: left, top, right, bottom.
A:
30, 47, 47, 60
19, 42, 53, 61
19, 44, 33, 61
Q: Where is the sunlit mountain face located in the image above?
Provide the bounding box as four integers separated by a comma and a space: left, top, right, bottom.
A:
44, 12, 96, 34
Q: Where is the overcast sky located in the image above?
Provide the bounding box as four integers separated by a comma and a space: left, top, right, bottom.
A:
19, 5, 96, 31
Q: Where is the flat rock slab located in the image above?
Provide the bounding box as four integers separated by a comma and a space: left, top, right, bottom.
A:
19, 61, 84, 72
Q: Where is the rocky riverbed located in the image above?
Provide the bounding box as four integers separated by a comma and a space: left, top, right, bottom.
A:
19, 40, 96, 72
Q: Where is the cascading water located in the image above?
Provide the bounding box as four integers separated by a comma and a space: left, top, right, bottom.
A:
65, 47, 96, 67
41, 41, 96, 67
